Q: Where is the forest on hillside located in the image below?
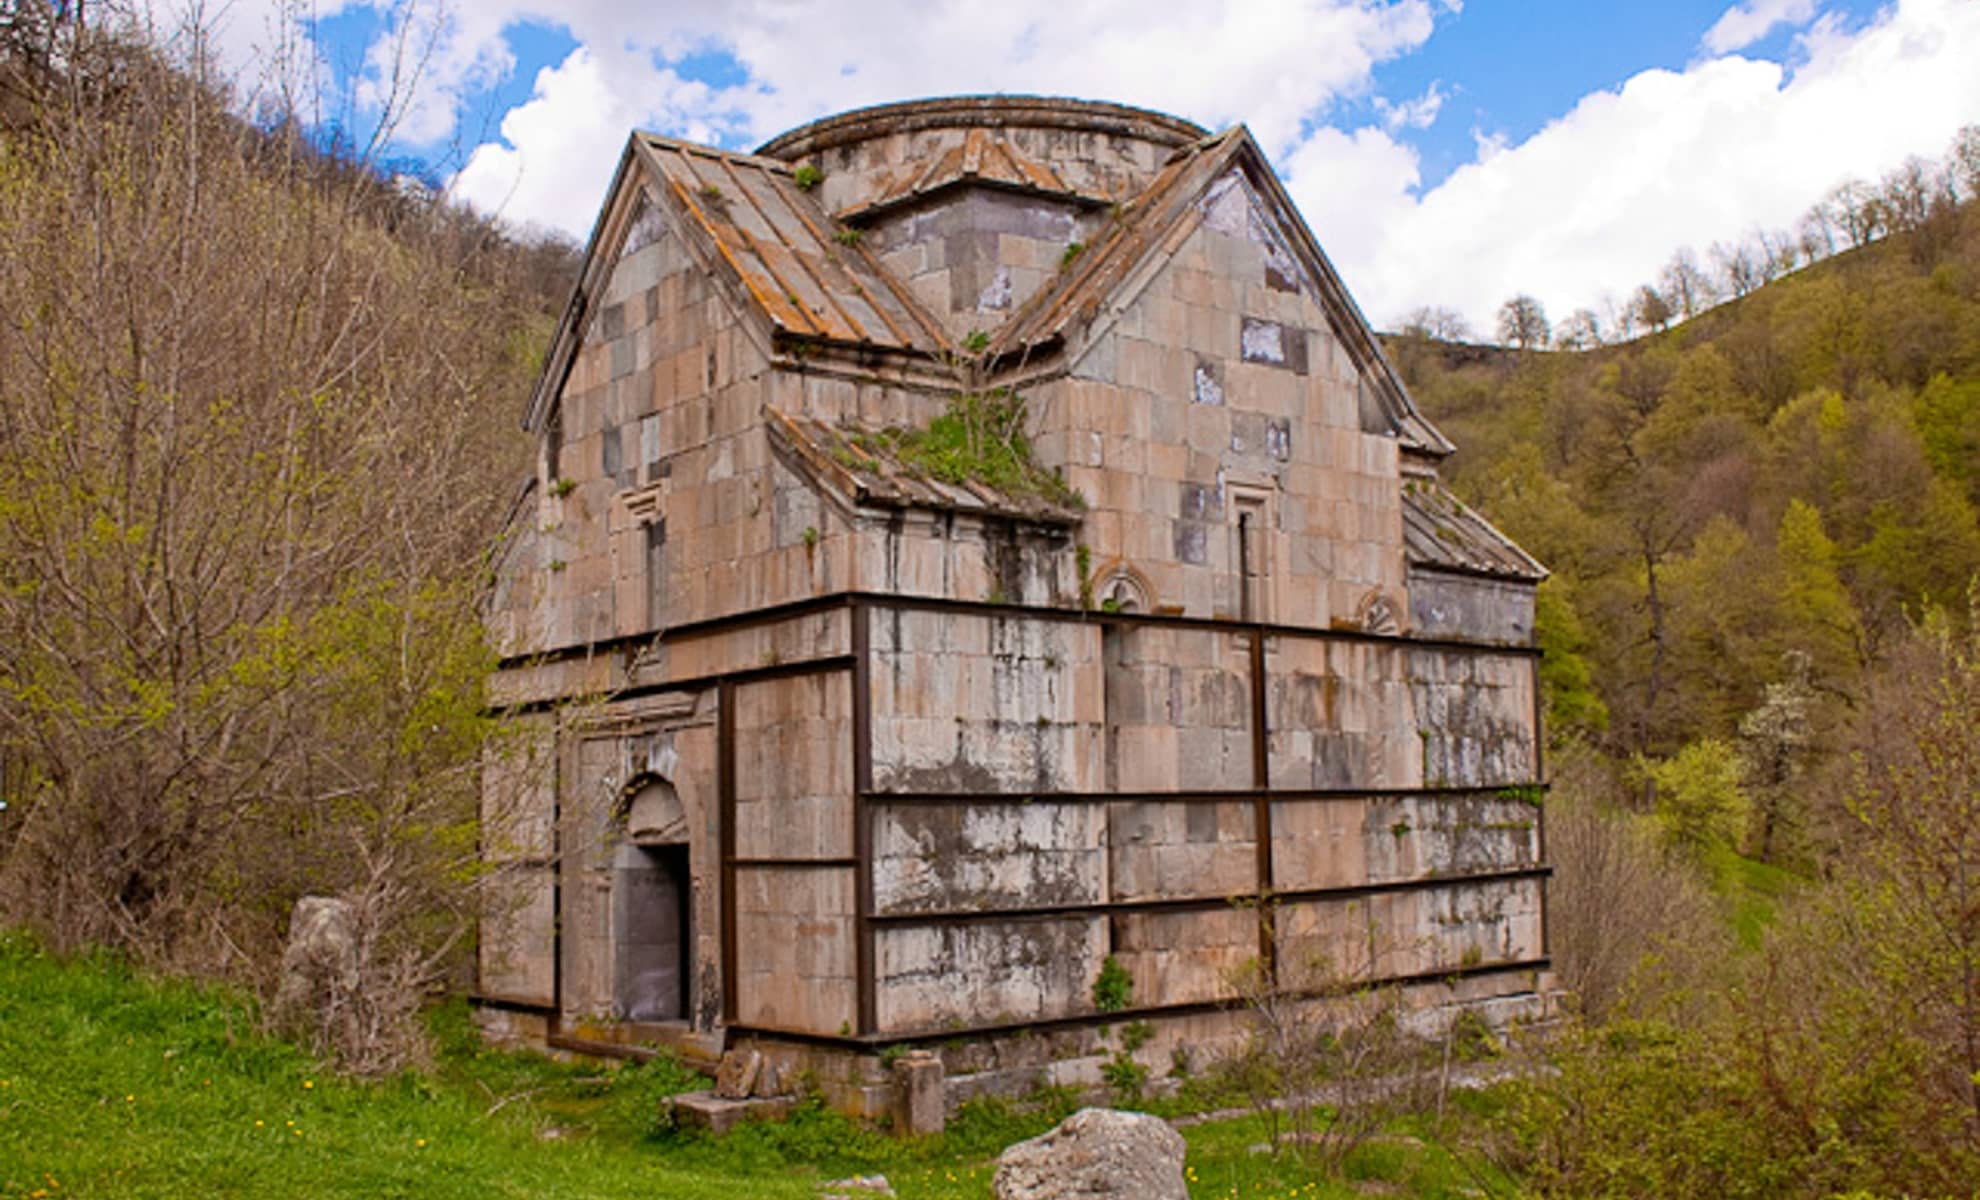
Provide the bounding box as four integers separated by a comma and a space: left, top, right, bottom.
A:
1388, 130, 1980, 1195
1394, 127, 1979, 849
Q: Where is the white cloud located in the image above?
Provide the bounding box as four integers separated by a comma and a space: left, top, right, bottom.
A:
410, 0, 1446, 231
450, 46, 754, 239
1375, 81, 1445, 131
206, 0, 1980, 343
1701, 0, 1819, 55
1284, 0, 1980, 332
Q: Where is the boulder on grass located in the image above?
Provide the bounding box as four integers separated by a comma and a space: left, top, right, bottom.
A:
992, 1107, 1187, 1200
275, 896, 359, 1017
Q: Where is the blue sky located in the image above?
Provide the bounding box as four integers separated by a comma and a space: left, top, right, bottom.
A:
217, 0, 1977, 331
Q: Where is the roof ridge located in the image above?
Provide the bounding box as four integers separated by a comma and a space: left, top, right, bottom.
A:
634, 131, 795, 174
979, 125, 1248, 363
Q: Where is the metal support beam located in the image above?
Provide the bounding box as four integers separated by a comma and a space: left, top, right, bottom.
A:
850, 599, 877, 1037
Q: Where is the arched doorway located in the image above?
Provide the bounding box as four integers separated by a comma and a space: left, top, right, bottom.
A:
612, 775, 689, 1022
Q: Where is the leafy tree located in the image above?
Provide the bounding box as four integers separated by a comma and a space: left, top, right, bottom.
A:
1914, 372, 1980, 504
1535, 577, 1608, 735
1645, 737, 1750, 858
1846, 584, 1980, 1161
1771, 499, 1861, 683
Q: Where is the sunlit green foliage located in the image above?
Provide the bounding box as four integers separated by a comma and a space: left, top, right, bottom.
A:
1398, 195, 1980, 796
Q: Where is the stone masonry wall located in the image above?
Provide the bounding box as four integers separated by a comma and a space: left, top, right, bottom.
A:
1038, 170, 1408, 633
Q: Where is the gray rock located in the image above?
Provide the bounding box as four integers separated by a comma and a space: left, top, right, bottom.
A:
274, 896, 359, 1021
820, 1175, 894, 1197
992, 1108, 1187, 1200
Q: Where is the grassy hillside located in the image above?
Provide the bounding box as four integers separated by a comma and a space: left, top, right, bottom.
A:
0, 931, 1512, 1200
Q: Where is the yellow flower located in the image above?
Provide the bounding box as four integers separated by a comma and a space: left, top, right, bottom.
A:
415, 1139, 427, 1148
302, 1080, 314, 1090
293, 1129, 302, 1137
254, 1120, 264, 1128
124, 1094, 134, 1103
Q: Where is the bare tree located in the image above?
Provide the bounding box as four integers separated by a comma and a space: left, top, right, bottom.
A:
1497, 294, 1551, 350
1951, 124, 1980, 200
1632, 284, 1674, 333
1658, 248, 1715, 320
1542, 743, 1726, 1020
1823, 178, 1886, 248
0, 7, 552, 1070
1755, 226, 1800, 281
1878, 156, 1940, 233
1712, 238, 1765, 298
1399, 304, 1473, 343
1797, 205, 1838, 265
1555, 308, 1604, 350
1222, 908, 1440, 1176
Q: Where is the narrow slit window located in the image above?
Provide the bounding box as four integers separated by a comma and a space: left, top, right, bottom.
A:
645, 517, 667, 629
1232, 491, 1269, 622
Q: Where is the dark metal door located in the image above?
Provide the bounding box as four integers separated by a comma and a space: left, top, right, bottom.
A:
614, 842, 689, 1021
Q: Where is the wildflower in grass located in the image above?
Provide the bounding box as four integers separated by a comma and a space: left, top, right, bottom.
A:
302, 1080, 314, 1090
415, 1139, 427, 1148
254, 1120, 264, 1128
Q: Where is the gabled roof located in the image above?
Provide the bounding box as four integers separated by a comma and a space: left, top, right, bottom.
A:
836, 128, 1094, 222
765, 408, 1082, 526
1402, 478, 1547, 582
527, 114, 1453, 464
522, 134, 954, 431
981, 127, 1244, 362
980, 125, 1455, 457
634, 135, 952, 352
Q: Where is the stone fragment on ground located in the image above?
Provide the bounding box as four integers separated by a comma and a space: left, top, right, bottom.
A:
713, 1047, 762, 1099
819, 1174, 894, 1198
992, 1107, 1187, 1200
273, 896, 359, 1038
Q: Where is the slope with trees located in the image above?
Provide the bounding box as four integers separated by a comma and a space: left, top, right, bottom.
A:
1386, 129, 1980, 1195
0, 10, 576, 1069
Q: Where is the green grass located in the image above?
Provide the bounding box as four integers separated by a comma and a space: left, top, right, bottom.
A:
0, 931, 1503, 1199
851, 391, 1084, 511
1703, 847, 1804, 948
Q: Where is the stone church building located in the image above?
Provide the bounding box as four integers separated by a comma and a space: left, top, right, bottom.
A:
474, 96, 1550, 1117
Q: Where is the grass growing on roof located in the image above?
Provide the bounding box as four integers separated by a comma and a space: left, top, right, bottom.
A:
852, 389, 1084, 511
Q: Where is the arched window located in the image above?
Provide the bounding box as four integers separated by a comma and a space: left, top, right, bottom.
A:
620, 774, 687, 844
